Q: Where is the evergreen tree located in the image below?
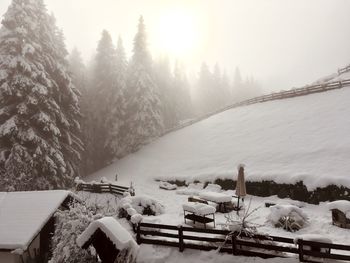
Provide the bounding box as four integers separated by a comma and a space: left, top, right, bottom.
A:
194, 62, 215, 116
173, 61, 193, 121
105, 36, 128, 158
88, 30, 117, 171
68, 48, 91, 176
124, 16, 163, 152
0, 0, 82, 190
51, 201, 101, 263
154, 55, 178, 130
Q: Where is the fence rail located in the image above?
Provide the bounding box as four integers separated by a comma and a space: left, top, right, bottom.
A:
76, 183, 131, 196
162, 78, 350, 138
338, 65, 350, 75
137, 222, 350, 262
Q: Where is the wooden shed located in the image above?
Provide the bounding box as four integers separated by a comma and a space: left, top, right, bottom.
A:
0, 190, 76, 263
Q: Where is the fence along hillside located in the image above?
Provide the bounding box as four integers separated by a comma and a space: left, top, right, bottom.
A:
163, 77, 350, 137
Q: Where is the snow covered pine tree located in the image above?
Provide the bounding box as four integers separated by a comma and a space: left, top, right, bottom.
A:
0, 0, 82, 190
124, 16, 164, 153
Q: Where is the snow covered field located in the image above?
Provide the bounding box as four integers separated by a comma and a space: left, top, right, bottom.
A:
78, 182, 350, 262
85, 86, 350, 261
88, 86, 350, 190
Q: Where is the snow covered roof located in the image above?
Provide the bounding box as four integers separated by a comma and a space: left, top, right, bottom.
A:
76, 217, 138, 254
0, 190, 73, 251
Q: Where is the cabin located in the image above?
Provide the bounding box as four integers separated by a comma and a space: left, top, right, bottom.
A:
0, 190, 76, 263
77, 217, 138, 263
328, 200, 350, 229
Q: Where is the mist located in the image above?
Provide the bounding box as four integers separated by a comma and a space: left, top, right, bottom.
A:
1, 0, 350, 92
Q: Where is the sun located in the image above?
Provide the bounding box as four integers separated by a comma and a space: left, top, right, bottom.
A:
155, 10, 198, 58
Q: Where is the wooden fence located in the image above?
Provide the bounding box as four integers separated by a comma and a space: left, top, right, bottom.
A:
338, 65, 350, 75
76, 183, 131, 196
162, 78, 350, 138
136, 222, 350, 262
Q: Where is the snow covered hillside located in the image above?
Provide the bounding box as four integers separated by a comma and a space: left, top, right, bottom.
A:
88, 87, 350, 190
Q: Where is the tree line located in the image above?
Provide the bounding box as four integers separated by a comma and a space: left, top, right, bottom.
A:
0, 0, 261, 191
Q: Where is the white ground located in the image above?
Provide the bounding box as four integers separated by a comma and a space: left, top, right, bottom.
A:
88, 86, 350, 191
86, 84, 350, 262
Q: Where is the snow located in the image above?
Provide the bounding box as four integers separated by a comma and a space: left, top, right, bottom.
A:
0, 190, 72, 250
76, 217, 138, 254
176, 183, 204, 195
327, 200, 350, 218
293, 234, 332, 245
203, 183, 221, 192
199, 192, 232, 203
136, 245, 298, 263
183, 202, 216, 215
88, 87, 350, 190
267, 204, 308, 225
159, 181, 177, 190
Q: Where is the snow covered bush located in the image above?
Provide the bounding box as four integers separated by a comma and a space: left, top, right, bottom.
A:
267, 204, 309, 232
159, 181, 177, 190
50, 201, 102, 263
119, 195, 164, 218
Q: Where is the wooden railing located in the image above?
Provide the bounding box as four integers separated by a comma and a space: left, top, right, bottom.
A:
338, 65, 350, 75
162, 79, 350, 137
76, 183, 131, 196
136, 222, 350, 262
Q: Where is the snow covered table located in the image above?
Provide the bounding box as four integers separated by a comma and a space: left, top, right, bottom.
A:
183, 203, 216, 228
199, 192, 233, 213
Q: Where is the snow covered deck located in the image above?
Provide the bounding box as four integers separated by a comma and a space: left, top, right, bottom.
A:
0, 190, 73, 251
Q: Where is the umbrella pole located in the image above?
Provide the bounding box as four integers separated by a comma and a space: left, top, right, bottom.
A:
237, 196, 240, 215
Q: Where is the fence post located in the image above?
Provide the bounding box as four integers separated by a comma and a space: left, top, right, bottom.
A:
231, 233, 238, 255
298, 239, 304, 262
178, 225, 184, 252
136, 224, 141, 245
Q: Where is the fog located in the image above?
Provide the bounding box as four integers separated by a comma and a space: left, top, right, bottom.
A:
1, 0, 350, 91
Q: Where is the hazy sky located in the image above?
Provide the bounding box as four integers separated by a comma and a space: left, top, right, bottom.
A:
1, 0, 350, 92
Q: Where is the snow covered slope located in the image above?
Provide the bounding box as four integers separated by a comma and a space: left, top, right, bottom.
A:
88, 87, 350, 190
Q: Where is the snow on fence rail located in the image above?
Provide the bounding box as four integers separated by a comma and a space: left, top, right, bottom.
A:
162, 79, 350, 137
76, 183, 131, 196
338, 65, 350, 75
136, 222, 350, 262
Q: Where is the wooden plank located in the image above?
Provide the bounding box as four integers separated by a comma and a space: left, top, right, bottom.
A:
184, 243, 231, 253
140, 222, 179, 230
301, 240, 350, 250
236, 239, 298, 254
182, 234, 226, 243
182, 226, 229, 235
303, 250, 350, 261
140, 230, 178, 239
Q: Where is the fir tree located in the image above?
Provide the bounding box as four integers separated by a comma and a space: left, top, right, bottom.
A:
88, 30, 117, 171
51, 201, 101, 263
0, 0, 82, 190
124, 16, 163, 152
154, 55, 178, 130
105, 36, 128, 159
173, 61, 193, 121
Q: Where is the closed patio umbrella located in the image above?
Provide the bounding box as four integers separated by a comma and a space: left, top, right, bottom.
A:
235, 164, 247, 213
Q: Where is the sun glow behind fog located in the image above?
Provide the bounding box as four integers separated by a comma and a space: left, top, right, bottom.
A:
153, 10, 198, 59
